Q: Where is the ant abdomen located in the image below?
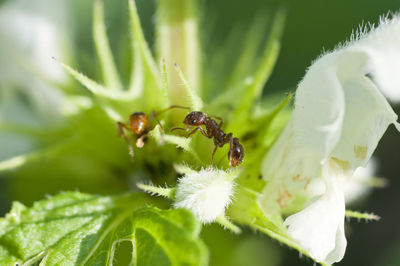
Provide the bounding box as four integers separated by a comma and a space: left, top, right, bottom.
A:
229, 138, 245, 167
129, 112, 149, 135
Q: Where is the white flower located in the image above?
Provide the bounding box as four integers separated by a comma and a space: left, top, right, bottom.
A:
0, 0, 68, 83
260, 15, 400, 264
174, 168, 237, 223
0, 0, 69, 122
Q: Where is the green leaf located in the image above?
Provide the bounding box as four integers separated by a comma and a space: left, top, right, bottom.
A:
93, 0, 122, 91
0, 192, 208, 265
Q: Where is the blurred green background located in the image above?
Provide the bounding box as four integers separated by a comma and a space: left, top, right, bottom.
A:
1, 0, 400, 265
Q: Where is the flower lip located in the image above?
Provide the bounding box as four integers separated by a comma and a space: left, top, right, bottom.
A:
284, 160, 347, 264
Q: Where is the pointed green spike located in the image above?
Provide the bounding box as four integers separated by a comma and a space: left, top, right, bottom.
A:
160, 59, 170, 105
173, 164, 197, 175
54, 58, 136, 101
255, 93, 293, 146
216, 215, 241, 234
228, 8, 287, 136
93, 0, 122, 91
248, 7, 286, 100
149, 125, 202, 163
174, 63, 203, 111
345, 210, 380, 221
128, 0, 165, 109
137, 183, 175, 198
0, 155, 27, 171
128, 0, 159, 79
226, 14, 269, 90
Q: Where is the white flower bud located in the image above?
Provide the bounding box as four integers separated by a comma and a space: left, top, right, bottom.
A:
174, 168, 237, 223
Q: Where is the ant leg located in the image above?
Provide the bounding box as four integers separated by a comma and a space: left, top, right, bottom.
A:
128, 146, 134, 162
117, 121, 135, 161
212, 116, 224, 127
187, 127, 199, 137
186, 126, 209, 139
227, 133, 234, 169
136, 133, 147, 148
187, 126, 211, 139
197, 127, 211, 138
153, 105, 190, 134
153, 105, 191, 130
209, 145, 218, 170
117, 122, 129, 141
150, 110, 165, 136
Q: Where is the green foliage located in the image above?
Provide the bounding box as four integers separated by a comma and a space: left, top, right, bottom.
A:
0, 0, 383, 265
0, 192, 207, 265
1, 0, 295, 263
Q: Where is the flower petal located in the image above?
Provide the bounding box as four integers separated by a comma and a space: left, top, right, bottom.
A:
260, 54, 347, 213
350, 15, 400, 102
284, 162, 346, 264
330, 50, 399, 169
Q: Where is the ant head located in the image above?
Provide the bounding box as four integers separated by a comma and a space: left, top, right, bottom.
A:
229, 138, 244, 167
129, 112, 148, 135
183, 111, 206, 126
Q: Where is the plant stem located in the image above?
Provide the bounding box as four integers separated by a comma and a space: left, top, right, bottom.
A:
156, 0, 201, 120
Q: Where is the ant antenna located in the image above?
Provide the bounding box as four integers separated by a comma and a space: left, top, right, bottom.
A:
170, 126, 188, 132
155, 105, 190, 116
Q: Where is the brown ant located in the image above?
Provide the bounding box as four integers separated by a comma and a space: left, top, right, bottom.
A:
117, 105, 189, 160
171, 111, 244, 168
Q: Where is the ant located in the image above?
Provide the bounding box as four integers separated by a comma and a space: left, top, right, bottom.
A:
171, 111, 244, 168
117, 105, 189, 160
